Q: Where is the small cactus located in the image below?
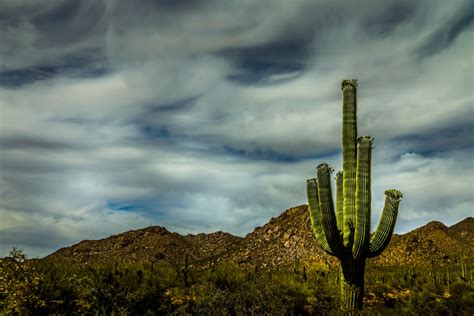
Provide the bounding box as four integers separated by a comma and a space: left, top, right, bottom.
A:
182, 253, 190, 288
307, 80, 402, 312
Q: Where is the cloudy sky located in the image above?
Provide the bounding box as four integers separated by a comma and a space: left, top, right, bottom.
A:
0, 0, 472, 258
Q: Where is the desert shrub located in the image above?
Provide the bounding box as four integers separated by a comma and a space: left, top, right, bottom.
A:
34, 261, 88, 314
445, 281, 474, 315
0, 249, 47, 315
0, 255, 182, 315
84, 263, 179, 314
183, 264, 339, 315
1, 251, 472, 315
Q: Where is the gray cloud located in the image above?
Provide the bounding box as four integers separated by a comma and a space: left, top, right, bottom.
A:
0, 1, 472, 257
416, 2, 473, 57
0, 0, 107, 70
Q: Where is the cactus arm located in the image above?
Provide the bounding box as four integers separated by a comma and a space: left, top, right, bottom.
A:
353, 136, 373, 260
341, 79, 358, 247
335, 171, 344, 232
367, 189, 403, 258
307, 178, 335, 255
316, 163, 342, 256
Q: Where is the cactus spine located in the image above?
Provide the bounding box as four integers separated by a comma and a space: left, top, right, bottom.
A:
306, 79, 402, 312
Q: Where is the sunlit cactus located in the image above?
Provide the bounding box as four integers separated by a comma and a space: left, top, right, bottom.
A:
306, 79, 402, 312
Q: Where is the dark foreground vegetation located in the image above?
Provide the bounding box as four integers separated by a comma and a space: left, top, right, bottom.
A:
0, 249, 473, 315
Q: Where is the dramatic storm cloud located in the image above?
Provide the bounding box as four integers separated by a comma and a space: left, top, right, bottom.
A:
1, 0, 472, 257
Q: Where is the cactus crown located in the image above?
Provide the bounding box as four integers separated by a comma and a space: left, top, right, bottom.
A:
357, 135, 374, 144
317, 163, 334, 174
384, 189, 403, 201
341, 79, 358, 90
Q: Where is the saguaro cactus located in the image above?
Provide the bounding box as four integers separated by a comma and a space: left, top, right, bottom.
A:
306, 79, 402, 312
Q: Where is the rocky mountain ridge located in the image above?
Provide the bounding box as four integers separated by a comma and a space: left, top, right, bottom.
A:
45, 205, 473, 269
48, 225, 243, 267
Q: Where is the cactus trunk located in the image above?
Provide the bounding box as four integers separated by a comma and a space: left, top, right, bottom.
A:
306, 80, 402, 313
340, 256, 365, 312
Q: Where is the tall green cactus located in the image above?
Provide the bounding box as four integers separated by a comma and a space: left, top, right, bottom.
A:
306, 79, 402, 312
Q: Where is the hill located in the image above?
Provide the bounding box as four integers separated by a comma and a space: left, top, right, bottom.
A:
372, 220, 465, 266
223, 205, 336, 269
46, 225, 242, 267
45, 206, 473, 268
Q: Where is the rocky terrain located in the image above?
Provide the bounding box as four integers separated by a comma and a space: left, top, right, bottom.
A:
47, 225, 243, 267
447, 216, 474, 246
223, 205, 337, 269
372, 219, 473, 266
46, 205, 473, 269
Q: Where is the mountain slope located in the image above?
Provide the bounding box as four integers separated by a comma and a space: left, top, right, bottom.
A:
224, 205, 336, 269
372, 221, 463, 266
226, 206, 472, 268
45, 206, 473, 268
447, 217, 474, 256
46, 225, 242, 267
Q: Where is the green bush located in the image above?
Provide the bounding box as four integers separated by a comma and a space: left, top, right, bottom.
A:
0, 249, 472, 315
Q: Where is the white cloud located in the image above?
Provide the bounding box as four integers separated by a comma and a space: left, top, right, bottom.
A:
372, 148, 474, 231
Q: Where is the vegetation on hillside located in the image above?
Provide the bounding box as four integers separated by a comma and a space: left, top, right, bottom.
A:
1, 248, 473, 315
